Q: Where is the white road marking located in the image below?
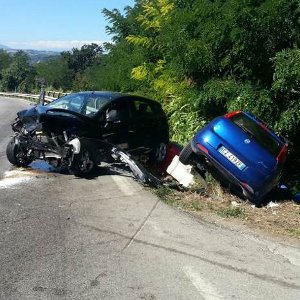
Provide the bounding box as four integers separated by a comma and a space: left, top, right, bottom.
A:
111, 175, 136, 196
183, 265, 223, 300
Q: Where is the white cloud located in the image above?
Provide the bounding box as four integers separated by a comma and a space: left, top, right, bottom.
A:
5, 40, 107, 51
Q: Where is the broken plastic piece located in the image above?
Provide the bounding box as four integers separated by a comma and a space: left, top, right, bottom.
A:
166, 155, 194, 187
267, 201, 279, 208
111, 147, 162, 187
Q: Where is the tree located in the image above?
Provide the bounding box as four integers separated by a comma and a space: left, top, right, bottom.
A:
35, 57, 73, 90
0, 50, 12, 73
61, 43, 103, 78
99, 0, 300, 145
0, 51, 35, 92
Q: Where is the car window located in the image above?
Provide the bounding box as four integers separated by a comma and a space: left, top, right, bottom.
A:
47, 93, 113, 118
105, 100, 130, 122
85, 96, 110, 117
47, 94, 85, 113
231, 113, 281, 156
132, 100, 153, 116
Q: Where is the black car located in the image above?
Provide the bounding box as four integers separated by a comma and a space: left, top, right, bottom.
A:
6, 91, 169, 174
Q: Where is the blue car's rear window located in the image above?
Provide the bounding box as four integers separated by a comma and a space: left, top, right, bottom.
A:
230, 113, 282, 156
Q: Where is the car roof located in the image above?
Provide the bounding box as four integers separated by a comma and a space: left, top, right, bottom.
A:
74, 91, 160, 106
75, 91, 125, 100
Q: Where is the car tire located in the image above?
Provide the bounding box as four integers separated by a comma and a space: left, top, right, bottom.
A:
179, 141, 193, 165
149, 141, 168, 164
6, 137, 33, 167
154, 142, 167, 162
70, 142, 96, 176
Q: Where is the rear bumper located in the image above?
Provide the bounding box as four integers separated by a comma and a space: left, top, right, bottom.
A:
191, 140, 279, 200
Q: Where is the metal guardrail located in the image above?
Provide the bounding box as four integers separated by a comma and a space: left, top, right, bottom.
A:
0, 91, 69, 104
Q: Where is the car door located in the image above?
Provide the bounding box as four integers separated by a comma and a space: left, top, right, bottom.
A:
129, 98, 159, 150
98, 99, 132, 150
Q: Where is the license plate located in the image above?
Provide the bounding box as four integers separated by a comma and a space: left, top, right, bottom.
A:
218, 146, 246, 170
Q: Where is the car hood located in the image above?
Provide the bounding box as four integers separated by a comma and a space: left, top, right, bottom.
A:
17, 105, 93, 134
18, 105, 89, 121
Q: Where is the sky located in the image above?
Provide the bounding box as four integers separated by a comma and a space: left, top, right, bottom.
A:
0, 0, 135, 51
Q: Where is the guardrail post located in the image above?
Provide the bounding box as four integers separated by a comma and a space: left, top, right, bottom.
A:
39, 88, 45, 105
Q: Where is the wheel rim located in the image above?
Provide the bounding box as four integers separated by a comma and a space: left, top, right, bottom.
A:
15, 145, 31, 166
78, 150, 94, 173
155, 143, 167, 162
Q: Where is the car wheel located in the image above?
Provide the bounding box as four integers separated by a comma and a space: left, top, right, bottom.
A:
148, 141, 168, 164
154, 142, 167, 162
70, 144, 96, 176
6, 137, 33, 167
179, 141, 193, 164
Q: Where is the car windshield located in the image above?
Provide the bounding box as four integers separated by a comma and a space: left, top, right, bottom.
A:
46, 93, 111, 118
231, 113, 281, 156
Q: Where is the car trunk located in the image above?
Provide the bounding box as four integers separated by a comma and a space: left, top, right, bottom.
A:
211, 118, 278, 175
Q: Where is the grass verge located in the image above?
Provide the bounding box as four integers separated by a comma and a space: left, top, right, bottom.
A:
155, 178, 300, 241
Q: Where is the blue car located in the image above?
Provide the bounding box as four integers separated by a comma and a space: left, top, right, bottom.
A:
179, 111, 288, 204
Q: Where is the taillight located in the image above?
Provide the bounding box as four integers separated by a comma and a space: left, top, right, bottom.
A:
276, 144, 288, 164
196, 143, 209, 154
224, 111, 241, 119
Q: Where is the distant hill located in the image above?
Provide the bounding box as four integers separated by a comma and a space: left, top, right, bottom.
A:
22, 49, 60, 64
0, 44, 11, 50
0, 44, 60, 64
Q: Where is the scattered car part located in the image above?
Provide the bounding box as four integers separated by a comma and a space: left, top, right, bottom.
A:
167, 155, 194, 187
179, 111, 288, 204
111, 147, 162, 187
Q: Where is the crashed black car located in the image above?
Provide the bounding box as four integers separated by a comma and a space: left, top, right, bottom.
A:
6, 91, 169, 175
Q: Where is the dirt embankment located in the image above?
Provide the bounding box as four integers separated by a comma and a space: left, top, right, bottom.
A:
155, 178, 300, 243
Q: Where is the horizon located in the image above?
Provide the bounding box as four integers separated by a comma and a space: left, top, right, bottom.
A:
0, 41, 107, 52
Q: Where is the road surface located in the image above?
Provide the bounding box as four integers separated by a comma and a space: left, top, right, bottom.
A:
0, 96, 299, 299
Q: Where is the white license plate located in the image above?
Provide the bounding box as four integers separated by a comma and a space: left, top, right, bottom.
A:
218, 146, 246, 170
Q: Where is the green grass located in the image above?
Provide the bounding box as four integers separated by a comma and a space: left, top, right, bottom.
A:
288, 228, 300, 238
216, 207, 246, 218
155, 186, 176, 204
190, 200, 205, 211
155, 186, 206, 211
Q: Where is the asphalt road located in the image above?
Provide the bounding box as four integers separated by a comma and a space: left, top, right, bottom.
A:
0, 96, 300, 300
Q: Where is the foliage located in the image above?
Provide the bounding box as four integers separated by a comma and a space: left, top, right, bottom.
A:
0, 50, 12, 73
0, 51, 36, 92
96, 0, 300, 146
35, 57, 73, 90
61, 43, 103, 78
271, 49, 300, 139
